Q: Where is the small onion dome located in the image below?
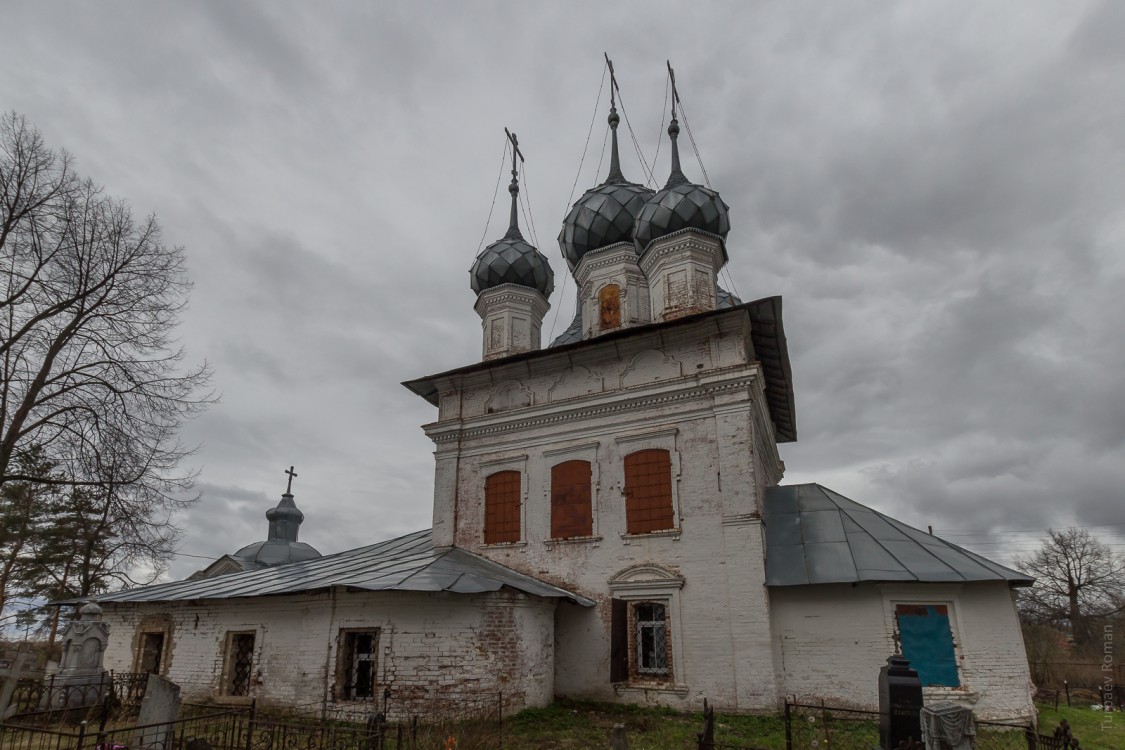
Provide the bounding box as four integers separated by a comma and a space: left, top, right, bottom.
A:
633, 118, 730, 254
559, 107, 655, 270
470, 179, 555, 297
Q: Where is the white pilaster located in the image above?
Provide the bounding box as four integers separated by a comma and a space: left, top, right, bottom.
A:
638, 229, 725, 322
474, 284, 550, 361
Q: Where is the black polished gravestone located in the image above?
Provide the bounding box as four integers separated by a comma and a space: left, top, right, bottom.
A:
879, 655, 924, 750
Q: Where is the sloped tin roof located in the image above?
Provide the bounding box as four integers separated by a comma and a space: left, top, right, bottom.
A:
94, 529, 594, 606
763, 484, 1033, 587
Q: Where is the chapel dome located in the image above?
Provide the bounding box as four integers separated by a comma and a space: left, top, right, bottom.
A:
558, 109, 654, 270
633, 119, 730, 254
470, 182, 554, 297
470, 230, 554, 297
232, 488, 321, 569
233, 538, 322, 567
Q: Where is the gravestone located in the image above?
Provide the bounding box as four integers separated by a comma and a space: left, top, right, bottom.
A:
46, 600, 111, 709
879, 654, 924, 750
0, 644, 39, 720
134, 674, 182, 749
920, 701, 975, 750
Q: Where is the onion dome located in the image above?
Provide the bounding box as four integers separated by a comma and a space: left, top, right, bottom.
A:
633, 116, 730, 254
558, 103, 654, 270
470, 146, 554, 298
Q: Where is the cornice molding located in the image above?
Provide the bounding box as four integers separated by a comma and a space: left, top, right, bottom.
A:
425, 373, 759, 444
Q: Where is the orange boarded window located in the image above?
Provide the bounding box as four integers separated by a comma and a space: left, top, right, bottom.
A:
624, 449, 674, 534
484, 470, 521, 544
599, 284, 622, 331
551, 460, 593, 539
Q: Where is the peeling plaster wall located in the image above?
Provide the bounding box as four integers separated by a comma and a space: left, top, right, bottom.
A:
99, 588, 555, 717
770, 582, 1034, 720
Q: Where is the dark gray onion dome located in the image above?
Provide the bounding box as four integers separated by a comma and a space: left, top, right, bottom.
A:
633, 117, 730, 254
470, 173, 554, 297
470, 228, 554, 297
558, 106, 654, 270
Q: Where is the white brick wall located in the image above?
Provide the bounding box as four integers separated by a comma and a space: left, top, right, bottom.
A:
771, 582, 1035, 720
100, 588, 555, 717
425, 311, 785, 711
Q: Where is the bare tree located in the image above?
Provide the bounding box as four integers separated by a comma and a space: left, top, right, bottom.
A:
0, 111, 212, 621
1015, 528, 1125, 648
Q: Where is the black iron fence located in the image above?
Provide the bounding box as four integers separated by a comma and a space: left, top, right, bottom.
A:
8, 671, 148, 721
252, 689, 505, 750
695, 700, 1050, 750
0, 707, 249, 750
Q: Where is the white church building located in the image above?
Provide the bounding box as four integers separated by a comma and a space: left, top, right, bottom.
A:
93, 77, 1035, 720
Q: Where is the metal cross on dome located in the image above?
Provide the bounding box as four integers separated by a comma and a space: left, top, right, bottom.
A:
605, 52, 619, 108
284, 465, 298, 494
667, 59, 681, 120
503, 127, 523, 182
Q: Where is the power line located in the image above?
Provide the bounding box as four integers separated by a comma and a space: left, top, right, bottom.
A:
474, 135, 510, 255
549, 62, 608, 342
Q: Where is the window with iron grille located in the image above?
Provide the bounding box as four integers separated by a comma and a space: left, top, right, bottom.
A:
633, 602, 670, 675
338, 629, 378, 700
484, 470, 521, 544
623, 449, 675, 534
551, 460, 592, 539
224, 632, 255, 696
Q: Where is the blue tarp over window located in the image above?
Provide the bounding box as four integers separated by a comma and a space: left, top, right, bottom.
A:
897, 604, 960, 687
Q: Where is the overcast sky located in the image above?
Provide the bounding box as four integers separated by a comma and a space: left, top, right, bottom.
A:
3, 0, 1123, 581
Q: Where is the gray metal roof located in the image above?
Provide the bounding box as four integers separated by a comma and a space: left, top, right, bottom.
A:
94, 529, 594, 606
763, 484, 1033, 587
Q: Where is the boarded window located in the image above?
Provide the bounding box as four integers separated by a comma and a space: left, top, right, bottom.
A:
484, 470, 521, 544
624, 449, 674, 534
551, 460, 593, 539
224, 632, 255, 696
338, 629, 378, 700
599, 284, 622, 331
896, 604, 960, 687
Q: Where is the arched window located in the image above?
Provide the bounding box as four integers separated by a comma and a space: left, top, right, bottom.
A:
623, 449, 674, 534
484, 470, 521, 544
551, 460, 592, 539
599, 284, 622, 331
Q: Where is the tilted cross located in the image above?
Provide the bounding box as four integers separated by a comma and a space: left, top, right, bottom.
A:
604, 52, 619, 108
503, 127, 523, 181
666, 60, 681, 119
284, 465, 298, 494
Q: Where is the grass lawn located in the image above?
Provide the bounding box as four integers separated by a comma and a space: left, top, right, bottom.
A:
500, 700, 1125, 750
504, 699, 782, 750
1035, 702, 1123, 749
